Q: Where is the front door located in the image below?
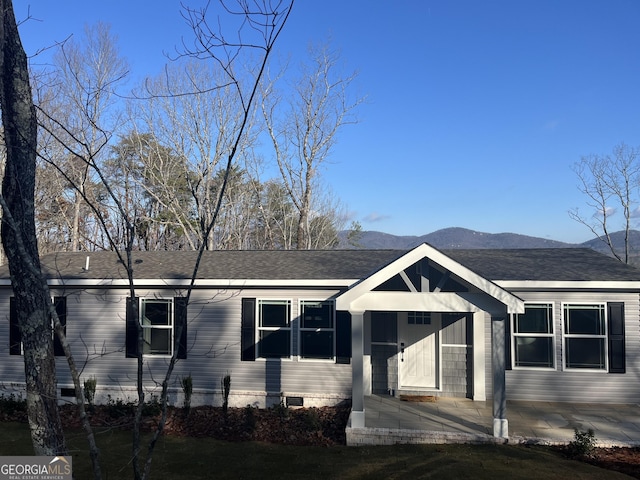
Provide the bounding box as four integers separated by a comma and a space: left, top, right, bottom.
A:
399, 312, 439, 389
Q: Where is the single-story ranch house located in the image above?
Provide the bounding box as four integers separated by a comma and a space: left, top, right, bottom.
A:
1, 244, 639, 441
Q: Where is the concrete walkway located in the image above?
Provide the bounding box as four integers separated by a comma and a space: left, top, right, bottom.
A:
346, 395, 640, 447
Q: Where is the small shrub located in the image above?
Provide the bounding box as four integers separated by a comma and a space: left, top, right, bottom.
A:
83, 376, 97, 409
299, 408, 322, 432
243, 404, 257, 433
271, 397, 289, 420
142, 394, 162, 417
568, 428, 597, 458
0, 393, 26, 416
105, 395, 134, 418
105, 394, 162, 419
221, 373, 231, 415
180, 374, 193, 414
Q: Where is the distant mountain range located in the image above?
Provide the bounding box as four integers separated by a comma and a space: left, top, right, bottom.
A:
338, 227, 640, 261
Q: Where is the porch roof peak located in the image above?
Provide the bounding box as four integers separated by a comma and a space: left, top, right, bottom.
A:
335, 243, 524, 315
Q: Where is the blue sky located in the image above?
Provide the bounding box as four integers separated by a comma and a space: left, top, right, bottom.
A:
17, 1, 640, 243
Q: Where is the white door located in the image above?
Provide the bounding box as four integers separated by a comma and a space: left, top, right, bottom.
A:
399, 312, 439, 389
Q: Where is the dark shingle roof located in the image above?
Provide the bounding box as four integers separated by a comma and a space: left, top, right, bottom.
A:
444, 248, 640, 282
1, 250, 406, 281
1, 247, 638, 283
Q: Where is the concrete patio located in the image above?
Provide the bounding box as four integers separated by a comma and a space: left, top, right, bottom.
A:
346, 395, 640, 447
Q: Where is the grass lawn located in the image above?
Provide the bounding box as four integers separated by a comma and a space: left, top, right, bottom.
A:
0, 422, 633, 479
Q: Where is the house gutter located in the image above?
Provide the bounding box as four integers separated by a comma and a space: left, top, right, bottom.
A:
496, 280, 640, 291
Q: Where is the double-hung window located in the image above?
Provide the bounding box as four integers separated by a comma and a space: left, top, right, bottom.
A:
513, 303, 554, 368
300, 300, 334, 360
258, 300, 291, 358
140, 299, 173, 356
126, 296, 187, 359
242, 298, 347, 363
564, 304, 606, 370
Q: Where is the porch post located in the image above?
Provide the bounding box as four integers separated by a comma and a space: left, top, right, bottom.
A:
491, 315, 508, 438
350, 309, 366, 428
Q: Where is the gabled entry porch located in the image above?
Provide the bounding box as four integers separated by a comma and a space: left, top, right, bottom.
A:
335, 244, 525, 440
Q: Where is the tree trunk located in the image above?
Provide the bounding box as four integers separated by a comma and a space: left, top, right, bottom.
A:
0, 0, 67, 455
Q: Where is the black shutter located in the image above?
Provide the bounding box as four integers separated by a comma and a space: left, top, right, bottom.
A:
335, 310, 351, 364
125, 297, 139, 358
608, 302, 625, 373
9, 297, 21, 355
241, 298, 256, 361
174, 297, 188, 359
53, 296, 67, 356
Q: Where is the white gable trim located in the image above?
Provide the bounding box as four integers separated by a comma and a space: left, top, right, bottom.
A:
336, 243, 524, 314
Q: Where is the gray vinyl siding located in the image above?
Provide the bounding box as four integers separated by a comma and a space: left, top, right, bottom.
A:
505, 290, 640, 403
4, 281, 640, 407
1, 286, 352, 404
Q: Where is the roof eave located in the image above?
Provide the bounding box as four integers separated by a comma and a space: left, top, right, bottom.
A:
5, 278, 359, 288
496, 280, 640, 291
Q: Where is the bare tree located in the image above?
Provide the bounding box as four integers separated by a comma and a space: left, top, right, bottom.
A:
251, 179, 297, 248
129, 2, 294, 477
0, 8, 107, 475
37, 22, 128, 252
262, 43, 362, 249
35, 1, 294, 478
106, 131, 195, 250
132, 60, 254, 250
569, 143, 640, 263
0, 0, 68, 456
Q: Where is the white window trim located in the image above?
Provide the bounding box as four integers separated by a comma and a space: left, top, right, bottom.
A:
561, 302, 608, 372
511, 302, 556, 370
140, 297, 174, 357
298, 299, 336, 362
256, 299, 292, 360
